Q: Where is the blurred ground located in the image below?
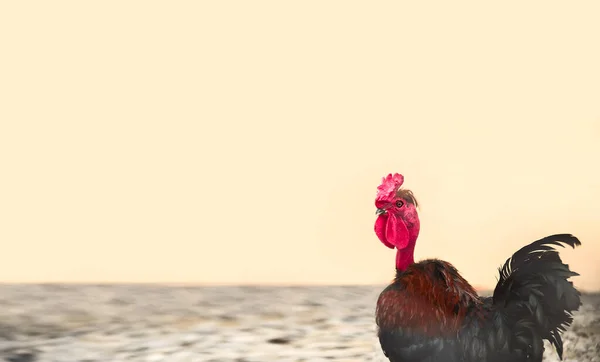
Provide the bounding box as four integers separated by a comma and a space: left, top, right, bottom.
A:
0, 285, 598, 362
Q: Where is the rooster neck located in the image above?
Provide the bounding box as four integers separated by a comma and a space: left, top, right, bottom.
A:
394, 221, 419, 271
395, 244, 416, 271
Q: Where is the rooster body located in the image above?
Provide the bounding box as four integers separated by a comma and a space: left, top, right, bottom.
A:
373, 174, 582, 362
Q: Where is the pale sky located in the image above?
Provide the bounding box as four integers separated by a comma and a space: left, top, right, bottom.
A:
1, 1, 599, 291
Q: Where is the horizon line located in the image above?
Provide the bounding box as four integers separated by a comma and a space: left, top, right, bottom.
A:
0, 281, 597, 294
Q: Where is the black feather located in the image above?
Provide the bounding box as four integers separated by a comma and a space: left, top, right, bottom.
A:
489, 234, 582, 360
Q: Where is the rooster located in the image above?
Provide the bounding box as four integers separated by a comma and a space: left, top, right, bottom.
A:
373, 173, 582, 362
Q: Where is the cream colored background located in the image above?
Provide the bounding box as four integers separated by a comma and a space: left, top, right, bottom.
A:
1, 2, 599, 291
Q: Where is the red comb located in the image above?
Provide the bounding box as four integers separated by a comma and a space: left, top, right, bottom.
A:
376, 173, 404, 201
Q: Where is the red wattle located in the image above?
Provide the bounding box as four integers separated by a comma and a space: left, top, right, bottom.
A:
375, 214, 394, 249
386, 213, 410, 250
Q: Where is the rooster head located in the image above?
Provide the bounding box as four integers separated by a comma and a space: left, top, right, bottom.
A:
374, 173, 420, 254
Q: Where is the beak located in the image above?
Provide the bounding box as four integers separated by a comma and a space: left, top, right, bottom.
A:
376, 208, 386, 215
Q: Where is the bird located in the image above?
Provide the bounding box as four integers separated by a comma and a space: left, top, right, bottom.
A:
373, 173, 582, 362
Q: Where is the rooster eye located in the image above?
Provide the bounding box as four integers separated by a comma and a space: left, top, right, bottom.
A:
395, 200, 404, 208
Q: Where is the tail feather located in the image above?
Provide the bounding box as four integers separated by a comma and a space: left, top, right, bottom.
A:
492, 234, 582, 360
